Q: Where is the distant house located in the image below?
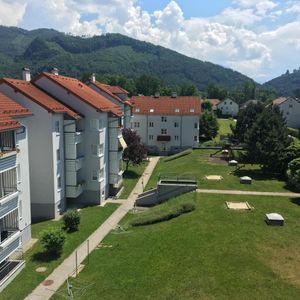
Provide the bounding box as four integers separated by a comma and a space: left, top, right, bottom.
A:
130, 94, 201, 155
240, 99, 261, 109
206, 99, 220, 112
273, 97, 300, 129
217, 99, 239, 117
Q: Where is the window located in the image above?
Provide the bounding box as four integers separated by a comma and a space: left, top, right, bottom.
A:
149, 122, 154, 127
174, 122, 179, 128
161, 129, 167, 134
55, 120, 60, 133
286, 112, 290, 115
91, 144, 98, 156
194, 136, 198, 141
161, 116, 167, 122
194, 123, 198, 129
56, 149, 61, 162
175, 108, 180, 113
190, 108, 195, 113
92, 170, 98, 181
134, 122, 140, 128
175, 135, 179, 141
149, 108, 154, 113
224, 102, 227, 105
289, 104, 293, 108
149, 135, 154, 140
99, 168, 104, 181
135, 108, 140, 113
57, 176, 62, 189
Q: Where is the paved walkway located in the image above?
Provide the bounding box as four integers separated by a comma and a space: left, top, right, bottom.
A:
197, 189, 300, 197
25, 157, 160, 300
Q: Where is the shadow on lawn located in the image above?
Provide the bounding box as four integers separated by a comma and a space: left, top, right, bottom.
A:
32, 251, 61, 263
291, 198, 300, 206
123, 170, 139, 179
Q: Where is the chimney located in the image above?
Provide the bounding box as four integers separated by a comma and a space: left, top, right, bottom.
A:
51, 67, 59, 75
154, 92, 160, 98
22, 67, 31, 82
90, 73, 96, 83
171, 92, 177, 98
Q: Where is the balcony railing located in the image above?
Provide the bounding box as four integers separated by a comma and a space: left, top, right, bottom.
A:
0, 131, 16, 155
0, 187, 17, 201
0, 229, 19, 247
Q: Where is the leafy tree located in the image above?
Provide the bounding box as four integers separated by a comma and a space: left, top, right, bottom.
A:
287, 158, 300, 190
179, 84, 199, 96
244, 106, 291, 172
231, 102, 265, 143
41, 228, 66, 256
243, 80, 256, 101
207, 84, 228, 100
122, 128, 148, 170
199, 111, 219, 140
135, 75, 162, 96
63, 209, 81, 232
201, 100, 213, 112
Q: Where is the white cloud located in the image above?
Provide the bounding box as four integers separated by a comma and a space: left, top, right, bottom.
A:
0, 0, 27, 26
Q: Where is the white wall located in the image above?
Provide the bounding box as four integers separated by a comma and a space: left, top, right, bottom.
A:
278, 98, 300, 129
218, 100, 239, 117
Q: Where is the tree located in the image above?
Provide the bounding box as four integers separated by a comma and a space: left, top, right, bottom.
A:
287, 158, 300, 190
199, 111, 219, 140
231, 102, 265, 143
63, 209, 81, 232
244, 106, 291, 172
122, 128, 148, 170
243, 80, 256, 101
41, 229, 66, 256
207, 84, 228, 100
179, 84, 199, 96
201, 100, 212, 112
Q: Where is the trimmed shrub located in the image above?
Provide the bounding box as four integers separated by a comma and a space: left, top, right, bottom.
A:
63, 209, 81, 232
130, 202, 195, 226
40, 228, 66, 255
164, 149, 192, 162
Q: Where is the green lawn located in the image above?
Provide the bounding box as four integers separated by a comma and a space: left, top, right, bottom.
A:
215, 118, 235, 141
52, 193, 300, 299
1, 204, 119, 300
119, 161, 149, 198
146, 149, 290, 193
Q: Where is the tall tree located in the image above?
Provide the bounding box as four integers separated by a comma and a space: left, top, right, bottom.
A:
244, 106, 291, 172
122, 128, 148, 171
199, 111, 219, 140
201, 100, 213, 112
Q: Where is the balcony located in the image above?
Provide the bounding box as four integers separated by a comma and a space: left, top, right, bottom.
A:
157, 135, 171, 142
65, 156, 84, 172
64, 131, 83, 145
0, 131, 16, 156
66, 182, 84, 198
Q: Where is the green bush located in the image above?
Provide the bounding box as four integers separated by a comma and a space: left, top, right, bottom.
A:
130, 202, 195, 226
287, 127, 299, 139
164, 149, 192, 162
63, 209, 81, 232
40, 228, 66, 255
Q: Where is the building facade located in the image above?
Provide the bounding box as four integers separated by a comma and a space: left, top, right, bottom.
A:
217, 99, 239, 117
0, 92, 32, 290
130, 95, 201, 155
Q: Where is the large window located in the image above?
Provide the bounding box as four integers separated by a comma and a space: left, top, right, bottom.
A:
161, 129, 167, 134
161, 116, 167, 122
149, 122, 154, 127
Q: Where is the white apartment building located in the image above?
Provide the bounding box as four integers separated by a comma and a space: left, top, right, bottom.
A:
130, 95, 201, 154
217, 99, 239, 117
32, 70, 125, 201
0, 72, 81, 221
0, 93, 31, 290
273, 97, 300, 129
87, 74, 132, 128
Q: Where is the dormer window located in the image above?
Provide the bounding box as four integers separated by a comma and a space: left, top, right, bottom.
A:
149, 108, 154, 113
190, 108, 195, 113
135, 108, 140, 113
175, 108, 180, 113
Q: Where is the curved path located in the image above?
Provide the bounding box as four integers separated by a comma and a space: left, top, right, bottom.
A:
25, 157, 160, 300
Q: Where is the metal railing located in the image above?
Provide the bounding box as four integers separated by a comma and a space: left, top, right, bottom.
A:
0, 187, 18, 201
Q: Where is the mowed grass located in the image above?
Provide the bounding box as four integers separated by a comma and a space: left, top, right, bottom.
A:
119, 161, 149, 199
146, 149, 290, 192
52, 193, 300, 299
1, 204, 119, 300
215, 118, 235, 142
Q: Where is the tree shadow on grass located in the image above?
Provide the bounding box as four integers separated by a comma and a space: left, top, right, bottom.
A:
123, 170, 139, 179
234, 169, 283, 181
290, 198, 300, 206
32, 251, 61, 263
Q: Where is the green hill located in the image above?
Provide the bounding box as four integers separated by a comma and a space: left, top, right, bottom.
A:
0, 25, 254, 89
263, 69, 300, 96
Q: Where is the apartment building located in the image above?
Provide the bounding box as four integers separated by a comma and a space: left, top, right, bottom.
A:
130, 95, 201, 154
87, 74, 132, 128
32, 70, 125, 200
217, 99, 239, 117
0, 72, 81, 220
0, 92, 32, 290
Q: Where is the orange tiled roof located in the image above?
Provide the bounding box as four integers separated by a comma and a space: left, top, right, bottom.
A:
273, 97, 288, 106
130, 96, 202, 115
36, 73, 122, 117
106, 85, 128, 95
0, 92, 32, 117
0, 115, 23, 132
1, 78, 81, 120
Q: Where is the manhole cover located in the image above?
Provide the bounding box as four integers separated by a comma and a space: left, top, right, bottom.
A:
36, 267, 47, 273
42, 279, 54, 286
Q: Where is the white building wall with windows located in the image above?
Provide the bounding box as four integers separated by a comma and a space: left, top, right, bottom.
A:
276, 98, 300, 129
217, 99, 239, 117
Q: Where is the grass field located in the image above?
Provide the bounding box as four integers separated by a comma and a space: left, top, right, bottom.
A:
119, 161, 149, 199
145, 149, 290, 193
52, 193, 300, 299
1, 204, 119, 300
215, 118, 235, 141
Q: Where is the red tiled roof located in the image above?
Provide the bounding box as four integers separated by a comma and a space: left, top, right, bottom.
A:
0, 78, 81, 120
130, 96, 202, 115
0, 92, 32, 117
106, 85, 128, 95
0, 115, 22, 132
36, 73, 122, 117
206, 99, 221, 108
273, 97, 288, 106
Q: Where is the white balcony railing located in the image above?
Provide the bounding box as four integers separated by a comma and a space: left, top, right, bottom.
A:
0, 231, 21, 265
64, 131, 83, 145
66, 182, 84, 198
65, 156, 84, 172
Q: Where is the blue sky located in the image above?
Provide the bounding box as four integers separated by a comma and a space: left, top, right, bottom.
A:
0, 0, 300, 83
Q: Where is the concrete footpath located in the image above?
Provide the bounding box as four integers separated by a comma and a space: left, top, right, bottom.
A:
25, 157, 160, 300
197, 189, 300, 197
